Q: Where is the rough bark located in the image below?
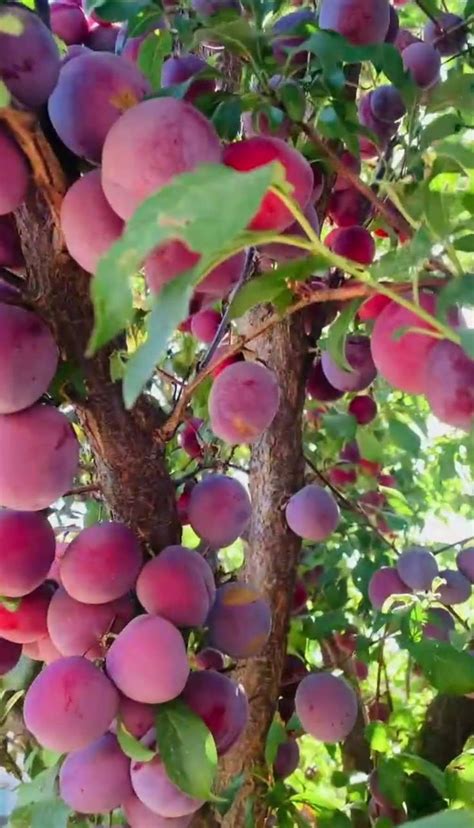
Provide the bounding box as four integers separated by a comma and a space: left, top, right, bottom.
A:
419, 695, 474, 768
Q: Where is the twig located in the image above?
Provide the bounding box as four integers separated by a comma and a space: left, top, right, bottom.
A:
63, 484, 101, 497
434, 536, 474, 555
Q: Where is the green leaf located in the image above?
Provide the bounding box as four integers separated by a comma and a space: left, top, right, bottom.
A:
421, 114, 464, 151
427, 71, 474, 114
0, 79, 10, 107
370, 228, 433, 282
398, 753, 447, 798
212, 98, 242, 140
230, 256, 325, 319
16, 766, 59, 807
437, 274, 474, 324
116, 719, 156, 762
434, 142, 474, 171
446, 751, 474, 805
454, 235, 474, 252
89, 163, 275, 353
322, 412, 357, 441
195, 18, 261, 60
137, 29, 172, 91
365, 721, 390, 753
407, 640, 474, 695
403, 810, 474, 828
388, 419, 421, 456
460, 329, 474, 359
155, 698, 218, 801
278, 80, 306, 122
356, 429, 383, 463
85, 0, 149, 23
215, 774, 245, 816
377, 757, 407, 809
8, 801, 70, 828
325, 299, 362, 372
265, 720, 287, 767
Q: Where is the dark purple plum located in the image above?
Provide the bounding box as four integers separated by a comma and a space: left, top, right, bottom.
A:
319, 0, 390, 46
424, 13, 467, 57
0, 5, 60, 107
86, 23, 120, 52
274, 738, 300, 778
59, 733, 133, 813
0, 639, 22, 676
0, 128, 29, 216
295, 672, 358, 742
437, 570, 471, 606
402, 42, 441, 90
188, 474, 252, 548
181, 670, 248, 754
370, 85, 406, 123
396, 546, 438, 591
50, 2, 89, 45
368, 567, 411, 610
207, 581, 271, 659
307, 360, 344, 402
424, 341, 474, 432
348, 395, 377, 425
161, 54, 216, 103
457, 547, 474, 584
271, 9, 316, 67
0, 215, 24, 268
285, 484, 340, 541
322, 335, 376, 393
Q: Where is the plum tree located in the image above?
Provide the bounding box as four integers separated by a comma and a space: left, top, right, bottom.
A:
47, 588, 132, 658
106, 615, 189, 703
424, 340, 474, 432
396, 546, 439, 591
295, 672, 358, 742
0, 305, 58, 415
348, 395, 377, 425
116, 696, 155, 739
0, 5, 60, 107
0, 584, 51, 643
402, 42, 441, 89
24, 656, 119, 752
0, 638, 22, 676
61, 170, 124, 274
424, 13, 467, 56
0, 128, 30, 216
0, 404, 79, 511
209, 361, 280, 444
49, 52, 151, 162
325, 226, 375, 265
60, 521, 142, 604
59, 733, 133, 813
161, 54, 216, 102
188, 474, 252, 548
50, 2, 89, 44
368, 567, 411, 610
136, 545, 216, 627
181, 670, 248, 754
319, 0, 390, 46
223, 136, 313, 232
124, 793, 193, 827
102, 97, 222, 219
207, 581, 271, 659
273, 738, 300, 779
457, 548, 474, 583
0, 510, 55, 597
322, 335, 376, 393
437, 570, 471, 606
285, 484, 340, 541
131, 751, 203, 818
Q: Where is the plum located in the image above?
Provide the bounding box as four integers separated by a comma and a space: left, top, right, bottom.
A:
209, 361, 280, 445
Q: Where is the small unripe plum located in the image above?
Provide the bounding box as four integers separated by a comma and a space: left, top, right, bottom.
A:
195, 647, 225, 671
396, 546, 438, 591
322, 335, 377, 393
402, 42, 441, 90
0, 129, 29, 216
49, 53, 151, 163
24, 656, 119, 752
424, 340, 474, 432
188, 474, 252, 548
295, 672, 358, 742
209, 361, 280, 445
136, 545, 216, 627
285, 484, 340, 541
124, 793, 193, 827
191, 309, 221, 344
262, 203, 319, 261
0, 5, 60, 107
50, 2, 89, 45
271, 9, 316, 67
274, 738, 300, 778
223, 136, 313, 232
0, 639, 22, 675
131, 750, 202, 819
61, 170, 124, 274
179, 418, 204, 459
328, 187, 371, 227
348, 395, 377, 425
457, 547, 474, 583
47, 588, 133, 658
319, 0, 390, 46
161, 54, 216, 103
106, 615, 189, 703
437, 570, 471, 606
207, 581, 272, 659
0, 215, 24, 269
182, 670, 248, 755
325, 226, 375, 265
370, 85, 406, 124
0, 510, 55, 598
357, 293, 391, 322
102, 98, 222, 220
59, 733, 133, 813
307, 360, 343, 402
368, 566, 411, 610
60, 522, 142, 604
0, 404, 79, 511
370, 292, 439, 394
0, 585, 51, 643
424, 13, 467, 57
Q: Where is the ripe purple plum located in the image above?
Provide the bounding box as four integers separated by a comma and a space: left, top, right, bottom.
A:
102, 97, 222, 220
0, 305, 58, 415
271, 9, 316, 67
60, 732, 132, 813
281, 654, 308, 697
368, 566, 411, 610
306, 360, 343, 402
106, 615, 189, 703
457, 547, 474, 583
209, 361, 280, 445
319, 0, 390, 46
207, 581, 271, 659
161, 54, 216, 103
23, 635, 62, 664
47, 588, 132, 658
86, 23, 120, 52
358, 92, 397, 146
60, 521, 142, 604
124, 793, 193, 827
0, 585, 51, 643
396, 546, 438, 591
328, 187, 370, 227
136, 545, 216, 627
0, 510, 55, 598
261, 203, 320, 262
402, 42, 441, 90
223, 136, 313, 233
424, 340, 474, 432
424, 13, 467, 57
274, 738, 299, 778
49, 53, 150, 163
370, 85, 406, 124
0, 5, 60, 107
61, 170, 124, 274
190, 309, 221, 344
117, 696, 155, 739
178, 418, 204, 460
0, 639, 22, 675
370, 292, 439, 394
131, 751, 202, 819
195, 648, 225, 671
423, 607, 455, 642
295, 672, 358, 742
0, 215, 24, 269
322, 335, 376, 393
326, 226, 375, 265
182, 670, 248, 754
24, 656, 119, 752
145, 243, 245, 302
0, 129, 29, 216
50, 2, 89, 44
188, 474, 252, 548
437, 570, 471, 606
285, 484, 340, 541
348, 395, 377, 425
